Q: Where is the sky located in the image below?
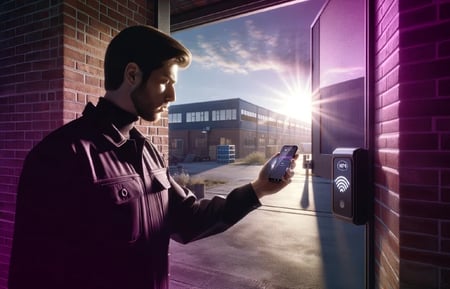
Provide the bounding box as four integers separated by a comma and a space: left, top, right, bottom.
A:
171, 0, 327, 122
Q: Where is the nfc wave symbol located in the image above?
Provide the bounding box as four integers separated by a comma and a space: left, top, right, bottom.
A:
334, 176, 350, 193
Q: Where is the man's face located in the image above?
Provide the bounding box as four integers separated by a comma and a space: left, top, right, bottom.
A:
131, 61, 179, 122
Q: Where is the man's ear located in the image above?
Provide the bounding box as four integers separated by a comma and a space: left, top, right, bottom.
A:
124, 62, 141, 86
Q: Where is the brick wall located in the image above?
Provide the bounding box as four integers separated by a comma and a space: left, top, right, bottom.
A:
0, 1, 157, 288
373, 0, 401, 288
374, 0, 450, 288
0, 2, 65, 287
397, 0, 450, 288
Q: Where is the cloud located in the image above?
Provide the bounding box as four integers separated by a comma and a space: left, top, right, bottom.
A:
190, 19, 310, 75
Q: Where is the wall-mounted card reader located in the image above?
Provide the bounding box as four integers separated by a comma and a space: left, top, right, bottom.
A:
332, 148, 369, 225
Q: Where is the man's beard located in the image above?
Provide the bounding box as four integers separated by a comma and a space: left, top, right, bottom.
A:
130, 85, 158, 122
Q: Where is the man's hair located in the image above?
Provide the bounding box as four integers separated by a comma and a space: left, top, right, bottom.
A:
104, 25, 192, 90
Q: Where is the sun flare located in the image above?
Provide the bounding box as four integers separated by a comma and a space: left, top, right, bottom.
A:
279, 85, 312, 123
265, 70, 314, 124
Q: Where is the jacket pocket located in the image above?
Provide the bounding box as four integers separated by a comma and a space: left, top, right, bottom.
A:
150, 168, 171, 192
93, 175, 143, 244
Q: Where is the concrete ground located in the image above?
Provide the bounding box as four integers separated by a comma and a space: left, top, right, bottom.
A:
168, 160, 366, 289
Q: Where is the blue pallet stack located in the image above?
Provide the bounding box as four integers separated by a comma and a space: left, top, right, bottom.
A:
216, 145, 235, 163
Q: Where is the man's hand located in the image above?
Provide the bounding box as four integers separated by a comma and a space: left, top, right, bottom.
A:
251, 153, 298, 199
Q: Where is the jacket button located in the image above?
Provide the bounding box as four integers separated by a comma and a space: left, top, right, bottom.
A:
119, 188, 129, 199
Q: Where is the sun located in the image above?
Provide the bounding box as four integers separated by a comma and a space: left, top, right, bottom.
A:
268, 70, 313, 124
279, 85, 312, 123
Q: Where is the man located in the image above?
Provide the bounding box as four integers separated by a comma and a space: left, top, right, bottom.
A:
8, 25, 296, 289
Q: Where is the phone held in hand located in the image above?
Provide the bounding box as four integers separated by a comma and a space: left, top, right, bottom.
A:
268, 145, 298, 183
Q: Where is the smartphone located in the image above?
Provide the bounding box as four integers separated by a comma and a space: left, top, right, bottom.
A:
268, 145, 298, 183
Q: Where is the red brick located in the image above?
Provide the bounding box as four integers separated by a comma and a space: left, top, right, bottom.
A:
377, 135, 395, 149
64, 69, 84, 82
400, 216, 438, 235
400, 98, 450, 118
375, 219, 400, 272
42, 69, 63, 80
400, 21, 450, 47
387, 66, 400, 90
0, 211, 14, 223
85, 75, 101, 86
442, 239, 450, 253
24, 94, 40, 103
377, 101, 400, 122
117, 3, 133, 19
401, 231, 438, 250
443, 187, 450, 203
88, 17, 110, 35
77, 2, 99, 20
76, 60, 103, 75
440, 2, 450, 20
381, 204, 400, 237
100, 13, 119, 29
380, 119, 400, 134
438, 78, 450, 96
24, 131, 43, 141
443, 170, 450, 187
399, 0, 432, 11
33, 59, 59, 71
400, 117, 432, 132
31, 112, 50, 121
32, 102, 51, 112
386, 191, 400, 214
401, 185, 439, 201
400, 59, 450, 82
400, 5, 437, 28
401, 199, 450, 220
386, 150, 400, 169
400, 261, 438, 289
442, 134, 450, 150
442, 268, 450, 288
443, 222, 450, 238
401, 151, 450, 168
400, 132, 438, 150
64, 47, 84, 62
401, 247, 450, 267
400, 80, 436, 98
381, 84, 400, 106
400, 168, 438, 186
32, 120, 51, 130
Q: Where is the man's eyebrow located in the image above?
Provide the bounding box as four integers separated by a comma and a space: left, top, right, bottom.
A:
164, 73, 177, 83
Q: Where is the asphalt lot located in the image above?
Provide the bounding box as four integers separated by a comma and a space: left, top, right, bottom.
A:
168, 161, 366, 289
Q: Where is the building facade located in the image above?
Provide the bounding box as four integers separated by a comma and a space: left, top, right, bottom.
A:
168, 98, 311, 161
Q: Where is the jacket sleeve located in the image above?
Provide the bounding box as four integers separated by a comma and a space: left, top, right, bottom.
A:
168, 175, 261, 244
8, 138, 85, 289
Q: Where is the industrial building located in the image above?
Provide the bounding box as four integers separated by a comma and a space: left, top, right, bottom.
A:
168, 98, 310, 162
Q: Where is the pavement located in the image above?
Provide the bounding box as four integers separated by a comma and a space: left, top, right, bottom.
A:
167, 159, 366, 289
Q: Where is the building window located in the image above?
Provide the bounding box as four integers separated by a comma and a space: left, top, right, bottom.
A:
240, 109, 257, 122
259, 136, 266, 146
244, 137, 256, 146
186, 111, 209, 122
169, 113, 182, 123
212, 109, 237, 121
195, 137, 206, 147
171, 139, 184, 150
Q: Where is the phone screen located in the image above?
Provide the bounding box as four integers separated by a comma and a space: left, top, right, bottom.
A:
268, 145, 298, 182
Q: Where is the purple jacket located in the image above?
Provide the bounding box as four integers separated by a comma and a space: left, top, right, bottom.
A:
8, 99, 261, 289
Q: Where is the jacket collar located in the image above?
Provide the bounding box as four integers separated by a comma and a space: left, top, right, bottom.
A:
82, 99, 145, 147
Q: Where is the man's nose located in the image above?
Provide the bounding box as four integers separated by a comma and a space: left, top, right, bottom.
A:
166, 85, 176, 102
